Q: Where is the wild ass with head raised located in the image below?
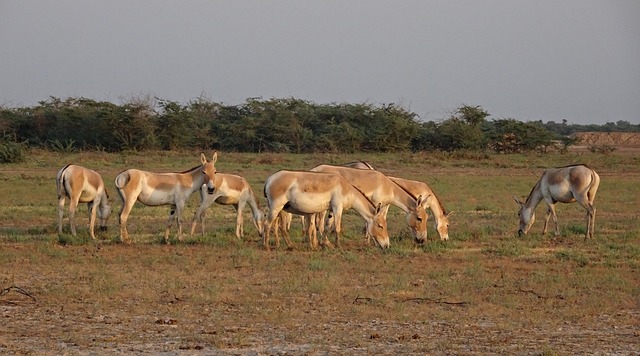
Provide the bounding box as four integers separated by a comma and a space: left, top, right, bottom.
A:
513, 164, 600, 239
263, 170, 389, 250
115, 152, 218, 244
310, 164, 429, 243
341, 161, 451, 241
56, 164, 111, 239
190, 173, 264, 238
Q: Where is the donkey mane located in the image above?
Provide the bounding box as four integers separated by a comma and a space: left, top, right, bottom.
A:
524, 178, 543, 205
429, 189, 448, 215
350, 184, 377, 210
178, 165, 203, 174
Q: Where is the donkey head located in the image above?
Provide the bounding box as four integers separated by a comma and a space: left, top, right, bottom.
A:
200, 152, 218, 194
513, 196, 535, 236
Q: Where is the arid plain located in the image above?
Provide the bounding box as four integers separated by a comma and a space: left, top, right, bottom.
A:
1, 149, 638, 354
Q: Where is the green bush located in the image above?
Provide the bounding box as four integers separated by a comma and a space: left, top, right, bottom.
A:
0, 138, 26, 163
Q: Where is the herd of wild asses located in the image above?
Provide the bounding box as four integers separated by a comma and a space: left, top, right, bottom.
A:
57, 153, 600, 250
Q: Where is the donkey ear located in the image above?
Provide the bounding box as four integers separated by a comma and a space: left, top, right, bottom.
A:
211, 151, 218, 164
419, 194, 431, 209
200, 152, 207, 164
512, 195, 524, 205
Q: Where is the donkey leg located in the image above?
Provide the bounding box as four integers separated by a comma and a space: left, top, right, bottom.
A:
542, 206, 552, 235
68, 198, 80, 236
190, 207, 205, 236
235, 204, 244, 239
549, 205, 560, 236
88, 201, 98, 240
279, 219, 294, 249
585, 205, 596, 240
589, 207, 596, 239
175, 202, 186, 242
57, 196, 66, 234
164, 205, 177, 244
118, 199, 136, 244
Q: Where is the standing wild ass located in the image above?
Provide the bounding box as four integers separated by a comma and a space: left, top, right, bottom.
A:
115, 152, 218, 244
56, 164, 111, 239
513, 164, 600, 239
310, 164, 428, 243
263, 170, 389, 250
341, 160, 451, 241
190, 173, 264, 238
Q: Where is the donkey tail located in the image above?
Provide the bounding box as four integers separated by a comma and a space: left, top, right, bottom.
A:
588, 168, 601, 202
114, 170, 130, 190
56, 164, 72, 199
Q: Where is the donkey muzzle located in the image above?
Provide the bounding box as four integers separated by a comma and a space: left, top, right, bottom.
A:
518, 229, 525, 237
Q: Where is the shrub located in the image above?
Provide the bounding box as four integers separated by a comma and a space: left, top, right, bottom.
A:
0, 137, 26, 163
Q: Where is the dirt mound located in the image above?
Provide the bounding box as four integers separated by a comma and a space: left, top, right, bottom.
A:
571, 132, 640, 146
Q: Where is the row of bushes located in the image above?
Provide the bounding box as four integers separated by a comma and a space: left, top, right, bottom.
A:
1, 96, 637, 163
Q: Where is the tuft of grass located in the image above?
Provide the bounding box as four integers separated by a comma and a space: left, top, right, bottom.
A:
420, 240, 453, 255
555, 249, 589, 267
482, 240, 530, 257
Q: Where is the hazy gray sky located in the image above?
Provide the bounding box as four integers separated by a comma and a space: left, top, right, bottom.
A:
1, 1, 639, 124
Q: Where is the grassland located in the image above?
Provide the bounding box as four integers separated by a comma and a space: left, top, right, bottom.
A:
0, 150, 638, 354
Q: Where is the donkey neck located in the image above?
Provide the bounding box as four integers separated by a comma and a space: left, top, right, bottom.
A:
185, 165, 207, 192
427, 193, 447, 219
524, 181, 544, 209
349, 188, 376, 221
246, 189, 263, 221
388, 181, 417, 213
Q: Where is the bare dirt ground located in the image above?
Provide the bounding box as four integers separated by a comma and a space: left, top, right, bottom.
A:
1, 243, 638, 355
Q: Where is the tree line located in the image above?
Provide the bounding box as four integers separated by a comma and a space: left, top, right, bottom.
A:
0, 96, 637, 162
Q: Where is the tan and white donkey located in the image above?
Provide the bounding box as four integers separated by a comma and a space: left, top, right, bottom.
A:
388, 176, 451, 241
513, 164, 600, 239
115, 152, 218, 244
56, 164, 111, 239
190, 173, 264, 239
341, 161, 451, 241
310, 164, 429, 243
263, 170, 389, 250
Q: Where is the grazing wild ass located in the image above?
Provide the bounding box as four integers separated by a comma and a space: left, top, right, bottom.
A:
310, 164, 429, 243
263, 170, 389, 250
513, 164, 600, 239
388, 177, 451, 241
341, 160, 451, 241
190, 173, 264, 238
56, 164, 111, 239
115, 152, 218, 244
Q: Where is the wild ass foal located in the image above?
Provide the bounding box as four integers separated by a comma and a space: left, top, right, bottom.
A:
341, 161, 451, 241
115, 153, 218, 244
310, 165, 428, 243
190, 173, 264, 238
263, 170, 389, 250
513, 164, 600, 239
56, 164, 111, 239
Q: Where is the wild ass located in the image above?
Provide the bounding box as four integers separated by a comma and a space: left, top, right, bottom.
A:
115, 152, 218, 244
56, 164, 111, 239
262, 170, 389, 250
388, 176, 451, 241
513, 164, 600, 239
341, 161, 451, 241
309, 164, 428, 243
190, 173, 264, 238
